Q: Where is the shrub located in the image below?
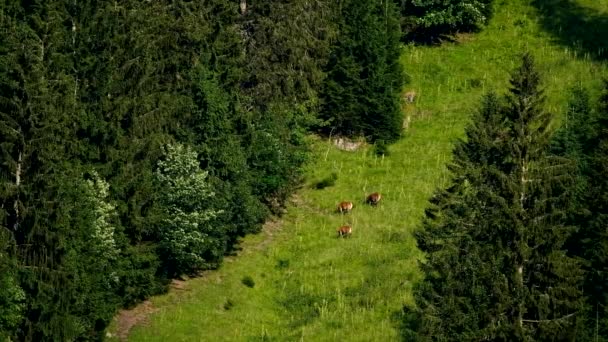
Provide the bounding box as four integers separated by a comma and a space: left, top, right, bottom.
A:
241, 276, 255, 288
223, 299, 234, 311
374, 140, 390, 156
276, 259, 290, 269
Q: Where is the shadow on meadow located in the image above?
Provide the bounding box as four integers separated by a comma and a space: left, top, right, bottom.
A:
532, 0, 608, 61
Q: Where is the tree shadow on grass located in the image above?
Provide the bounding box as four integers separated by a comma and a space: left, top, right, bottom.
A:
532, 0, 608, 61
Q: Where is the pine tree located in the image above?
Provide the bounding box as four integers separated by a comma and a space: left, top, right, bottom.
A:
187, 66, 267, 240
320, 0, 404, 143
238, 0, 336, 211
578, 81, 608, 340
414, 54, 586, 341
0, 2, 145, 339
549, 82, 608, 341
0, 230, 24, 339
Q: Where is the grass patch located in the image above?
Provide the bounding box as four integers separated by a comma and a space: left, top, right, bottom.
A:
120, 0, 608, 340
313, 172, 338, 190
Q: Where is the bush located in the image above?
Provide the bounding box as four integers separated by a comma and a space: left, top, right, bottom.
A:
374, 140, 390, 156
223, 299, 234, 310
241, 276, 255, 288
276, 259, 290, 269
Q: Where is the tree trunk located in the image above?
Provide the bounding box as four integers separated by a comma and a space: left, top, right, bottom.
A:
13, 151, 22, 231
517, 159, 528, 332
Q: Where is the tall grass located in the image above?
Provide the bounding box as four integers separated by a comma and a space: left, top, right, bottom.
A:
115, 0, 608, 340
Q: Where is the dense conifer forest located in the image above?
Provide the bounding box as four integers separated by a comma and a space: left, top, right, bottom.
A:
0, 0, 606, 341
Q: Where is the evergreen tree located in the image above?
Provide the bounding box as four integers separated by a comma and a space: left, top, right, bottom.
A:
549, 82, 608, 340
187, 66, 267, 244
0, 2, 94, 339
238, 0, 336, 211
320, 0, 404, 143
0, 0, 355, 339
585, 118, 608, 340
414, 54, 586, 341
583, 82, 608, 340
0, 231, 24, 340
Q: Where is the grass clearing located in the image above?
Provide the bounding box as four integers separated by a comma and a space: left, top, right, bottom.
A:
111, 0, 608, 340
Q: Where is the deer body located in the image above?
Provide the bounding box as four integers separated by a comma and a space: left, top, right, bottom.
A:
337, 225, 352, 238
337, 201, 354, 213
366, 192, 382, 206
404, 91, 416, 103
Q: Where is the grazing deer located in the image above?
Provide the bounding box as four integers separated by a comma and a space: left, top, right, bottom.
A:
366, 192, 382, 206
337, 225, 352, 238
403, 91, 416, 104
337, 201, 354, 214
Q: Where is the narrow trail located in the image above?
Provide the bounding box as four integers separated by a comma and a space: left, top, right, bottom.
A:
107, 211, 287, 340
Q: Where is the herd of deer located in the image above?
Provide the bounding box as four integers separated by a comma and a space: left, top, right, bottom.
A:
332, 90, 414, 238
335, 192, 381, 238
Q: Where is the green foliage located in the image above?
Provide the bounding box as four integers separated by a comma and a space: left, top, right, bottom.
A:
123, 0, 608, 339
154, 144, 223, 276
0, 0, 322, 339
585, 82, 608, 339
374, 140, 391, 156
320, 0, 404, 143
399, 0, 495, 41
414, 54, 586, 340
241, 276, 255, 288
552, 82, 608, 340
114, 244, 165, 308
0, 234, 24, 340
239, 0, 336, 212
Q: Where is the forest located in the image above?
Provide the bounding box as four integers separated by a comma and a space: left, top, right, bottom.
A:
0, 0, 606, 341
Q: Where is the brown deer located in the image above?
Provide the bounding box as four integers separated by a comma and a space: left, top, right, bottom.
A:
337, 225, 352, 238
337, 201, 354, 214
366, 192, 382, 206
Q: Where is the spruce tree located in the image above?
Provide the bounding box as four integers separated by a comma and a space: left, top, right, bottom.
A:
414, 54, 586, 341
187, 66, 267, 243
0, 231, 24, 339
549, 82, 608, 340
238, 0, 336, 211
320, 0, 404, 143
579, 81, 608, 340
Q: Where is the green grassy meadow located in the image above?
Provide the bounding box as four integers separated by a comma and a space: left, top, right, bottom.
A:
114, 0, 608, 340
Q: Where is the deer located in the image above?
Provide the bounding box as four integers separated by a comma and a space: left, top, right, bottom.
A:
337, 201, 354, 214
337, 225, 352, 238
366, 192, 382, 206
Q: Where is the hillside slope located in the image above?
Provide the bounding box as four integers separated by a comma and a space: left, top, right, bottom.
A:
112, 0, 608, 340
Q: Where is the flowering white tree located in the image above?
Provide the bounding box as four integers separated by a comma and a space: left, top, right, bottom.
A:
83, 172, 118, 258
155, 144, 222, 275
